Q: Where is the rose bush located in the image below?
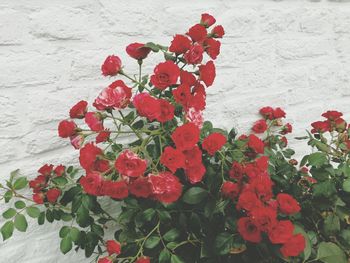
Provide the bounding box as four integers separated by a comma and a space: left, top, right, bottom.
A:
1, 13, 350, 263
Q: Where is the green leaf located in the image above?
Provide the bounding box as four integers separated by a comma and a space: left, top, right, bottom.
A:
214, 232, 233, 255
308, 152, 327, 167
60, 236, 72, 254
52, 177, 68, 186
26, 207, 40, 218
171, 254, 185, 263
317, 242, 347, 263
4, 190, 13, 203
13, 177, 28, 190
323, 214, 340, 236
2, 208, 16, 219
14, 200, 26, 209
159, 248, 171, 262
38, 211, 45, 225
1, 221, 14, 241
145, 235, 160, 249
342, 179, 350, 192
313, 181, 336, 198
163, 228, 181, 242
142, 208, 156, 222
144, 42, 160, 52
14, 214, 27, 232
182, 187, 208, 205
70, 227, 80, 242
59, 226, 70, 238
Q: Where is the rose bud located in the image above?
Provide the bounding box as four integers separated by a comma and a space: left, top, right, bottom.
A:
46, 188, 61, 203
211, 25, 225, 38
54, 165, 65, 177
33, 192, 45, 204
58, 120, 77, 138
69, 100, 88, 119
106, 240, 121, 255
200, 13, 216, 27
126, 43, 151, 60
101, 55, 122, 76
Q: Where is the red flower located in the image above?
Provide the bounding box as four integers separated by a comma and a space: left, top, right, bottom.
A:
93, 80, 132, 110
102, 180, 128, 199
172, 84, 192, 108
69, 100, 88, 119
133, 93, 161, 121
237, 217, 262, 243
311, 120, 330, 133
248, 175, 273, 201
46, 188, 61, 203
106, 240, 121, 255
185, 162, 206, 184
80, 172, 104, 196
229, 162, 244, 181
204, 38, 221, 59
281, 123, 292, 135
101, 55, 122, 76
115, 150, 147, 177
277, 193, 301, 215
38, 164, 54, 176
248, 134, 265, 154
273, 107, 286, 119
184, 44, 204, 64
149, 172, 182, 203
135, 257, 150, 263
58, 120, 77, 138
202, 132, 227, 155
322, 110, 343, 121
259, 106, 274, 120
183, 146, 203, 168
54, 165, 65, 177
98, 257, 112, 263
187, 24, 207, 42
169, 35, 192, 54
96, 130, 111, 144
150, 61, 180, 90
160, 146, 185, 172
79, 143, 103, 171
158, 99, 175, 123
221, 181, 240, 199
171, 122, 200, 150
129, 177, 152, 198
252, 119, 268, 134
85, 112, 104, 132
251, 206, 277, 232
33, 192, 45, 204
211, 25, 225, 38
280, 234, 306, 257
268, 220, 294, 244
200, 13, 216, 27
180, 70, 196, 86
126, 43, 151, 60
237, 190, 262, 211
199, 61, 216, 87
280, 136, 288, 147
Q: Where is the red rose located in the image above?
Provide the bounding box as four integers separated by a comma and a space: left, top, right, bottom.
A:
211, 25, 225, 38
183, 146, 203, 168
38, 164, 54, 176
252, 119, 268, 134
172, 84, 192, 109
229, 162, 244, 181
184, 44, 204, 65
281, 123, 292, 135
199, 61, 216, 87
129, 177, 152, 198
33, 192, 45, 204
157, 99, 175, 123
221, 181, 240, 199
311, 120, 330, 133
133, 93, 161, 121
79, 143, 103, 171
250, 206, 277, 232
237, 217, 262, 243
29, 175, 47, 192
268, 220, 294, 244
80, 172, 104, 196
106, 240, 121, 255
126, 43, 151, 60
135, 257, 150, 263
259, 106, 274, 120
237, 190, 262, 211
102, 180, 128, 199
101, 55, 122, 76
277, 193, 301, 215
322, 110, 343, 120
69, 100, 88, 119
115, 150, 147, 177
150, 61, 180, 90
202, 132, 227, 155
180, 70, 196, 86
85, 112, 104, 132
160, 146, 185, 172
169, 34, 191, 54
148, 172, 182, 203
200, 13, 216, 27
171, 122, 200, 150
187, 24, 207, 42
273, 107, 286, 119
93, 80, 132, 110
248, 134, 265, 154
58, 120, 77, 138
70, 134, 84, 149
54, 165, 65, 177
248, 175, 273, 201
46, 188, 61, 203
204, 38, 221, 59
98, 257, 112, 263
185, 162, 206, 184
96, 130, 111, 144
280, 234, 306, 257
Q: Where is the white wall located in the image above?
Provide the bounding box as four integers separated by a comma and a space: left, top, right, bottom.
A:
0, 0, 349, 262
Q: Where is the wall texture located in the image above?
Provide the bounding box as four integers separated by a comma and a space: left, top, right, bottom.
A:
0, 0, 350, 262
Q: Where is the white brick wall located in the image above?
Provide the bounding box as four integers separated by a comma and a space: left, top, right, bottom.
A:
0, 0, 350, 262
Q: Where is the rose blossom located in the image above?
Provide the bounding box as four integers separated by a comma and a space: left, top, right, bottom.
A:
115, 150, 147, 177
106, 240, 121, 255
69, 100, 88, 119
171, 122, 200, 150
58, 120, 77, 138
101, 55, 122, 76
126, 43, 151, 60
169, 34, 191, 54
199, 61, 216, 87
202, 132, 227, 156
150, 61, 180, 90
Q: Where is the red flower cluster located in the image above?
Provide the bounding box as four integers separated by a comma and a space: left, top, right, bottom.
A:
311, 110, 346, 134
